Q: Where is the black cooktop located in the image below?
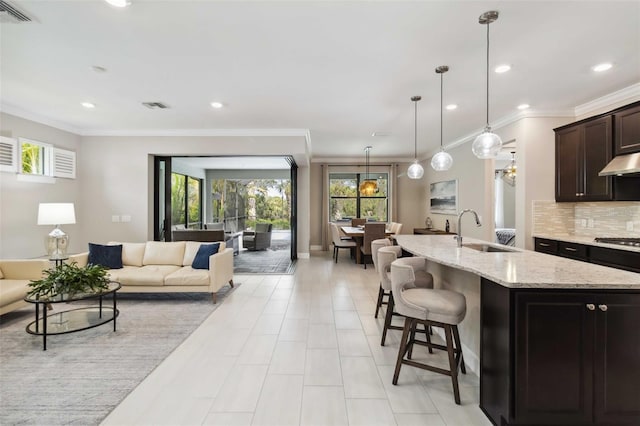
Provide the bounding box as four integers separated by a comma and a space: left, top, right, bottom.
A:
594, 237, 640, 247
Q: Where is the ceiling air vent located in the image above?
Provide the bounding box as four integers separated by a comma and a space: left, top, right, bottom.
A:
142, 102, 170, 109
0, 1, 32, 23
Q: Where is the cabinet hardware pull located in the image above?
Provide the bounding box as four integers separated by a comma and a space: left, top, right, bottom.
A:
586, 304, 595, 311
565, 247, 578, 252
599, 304, 608, 312
539, 243, 550, 247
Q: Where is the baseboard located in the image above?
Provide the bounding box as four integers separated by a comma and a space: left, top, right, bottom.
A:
310, 245, 323, 251
297, 252, 310, 259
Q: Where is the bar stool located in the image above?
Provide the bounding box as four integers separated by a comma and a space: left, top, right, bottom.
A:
390, 257, 467, 404
371, 238, 392, 318
378, 251, 433, 346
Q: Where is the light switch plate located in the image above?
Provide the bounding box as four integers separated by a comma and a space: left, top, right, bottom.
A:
588, 218, 594, 228
112, 215, 120, 222
121, 215, 131, 222
627, 221, 634, 231
580, 219, 587, 227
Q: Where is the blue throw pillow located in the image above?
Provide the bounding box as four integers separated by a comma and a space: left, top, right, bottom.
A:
192, 243, 220, 270
88, 243, 123, 269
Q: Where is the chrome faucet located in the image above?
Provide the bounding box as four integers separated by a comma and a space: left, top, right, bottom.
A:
455, 209, 482, 247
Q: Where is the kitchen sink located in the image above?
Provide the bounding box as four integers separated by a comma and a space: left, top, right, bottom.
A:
462, 243, 516, 253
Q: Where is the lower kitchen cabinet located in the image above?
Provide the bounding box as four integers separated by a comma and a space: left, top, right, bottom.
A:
480, 279, 640, 425
533, 237, 640, 272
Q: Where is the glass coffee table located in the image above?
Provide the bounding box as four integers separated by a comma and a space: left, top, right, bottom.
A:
24, 282, 121, 350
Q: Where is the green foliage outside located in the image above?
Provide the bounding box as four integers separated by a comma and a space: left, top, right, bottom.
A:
21, 142, 44, 174
329, 175, 388, 222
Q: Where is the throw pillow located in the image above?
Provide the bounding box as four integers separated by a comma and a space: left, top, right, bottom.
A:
88, 243, 123, 269
191, 243, 220, 270
0, 267, 3, 279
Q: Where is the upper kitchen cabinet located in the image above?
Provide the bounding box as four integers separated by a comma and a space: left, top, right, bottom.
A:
555, 116, 612, 202
555, 102, 640, 202
614, 103, 640, 155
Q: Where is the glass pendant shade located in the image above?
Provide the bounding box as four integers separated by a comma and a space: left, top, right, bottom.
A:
359, 179, 378, 196
472, 127, 503, 159
407, 161, 424, 179
431, 150, 453, 171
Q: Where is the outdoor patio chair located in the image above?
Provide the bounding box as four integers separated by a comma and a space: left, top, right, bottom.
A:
243, 223, 273, 251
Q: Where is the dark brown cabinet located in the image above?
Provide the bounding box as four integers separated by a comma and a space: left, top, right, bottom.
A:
614, 103, 640, 155
533, 237, 640, 272
481, 279, 640, 425
555, 116, 612, 202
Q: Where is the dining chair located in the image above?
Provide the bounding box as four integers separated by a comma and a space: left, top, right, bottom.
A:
330, 223, 356, 263
351, 218, 366, 227
360, 223, 386, 269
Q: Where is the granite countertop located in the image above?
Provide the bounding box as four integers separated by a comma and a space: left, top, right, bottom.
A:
394, 234, 640, 290
533, 233, 640, 253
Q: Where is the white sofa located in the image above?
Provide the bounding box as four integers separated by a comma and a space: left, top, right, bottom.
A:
0, 258, 49, 315
70, 241, 234, 303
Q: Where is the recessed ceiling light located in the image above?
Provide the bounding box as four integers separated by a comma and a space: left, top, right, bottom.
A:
104, 0, 131, 7
210, 102, 224, 109
372, 132, 389, 137
494, 64, 511, 73
446, 104, 457, 111
517, 104, 530, 110
592, 62, 613, 72
81, 102, 96, 109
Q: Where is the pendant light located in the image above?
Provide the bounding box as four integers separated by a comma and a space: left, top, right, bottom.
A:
431, 65, 453, 171
359, 146, 378, 195
472, 10, 503, 159
407, 96, 424, 179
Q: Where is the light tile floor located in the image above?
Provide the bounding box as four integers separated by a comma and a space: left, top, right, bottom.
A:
102, 252, 492, 426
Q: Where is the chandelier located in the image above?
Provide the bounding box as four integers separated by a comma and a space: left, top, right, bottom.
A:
359, 146, 378, 195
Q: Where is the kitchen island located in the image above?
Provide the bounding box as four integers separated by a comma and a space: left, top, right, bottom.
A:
395, 234, 640, 426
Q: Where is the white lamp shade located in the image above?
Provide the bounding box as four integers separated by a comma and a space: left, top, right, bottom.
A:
431, 150, 453, 171
472, 128, 503, 159
37, 203, 76, 225
407, 161, 424, 179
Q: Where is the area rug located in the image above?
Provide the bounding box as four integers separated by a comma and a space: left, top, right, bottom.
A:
0, 285, 238, 426
234, 243, 296, 274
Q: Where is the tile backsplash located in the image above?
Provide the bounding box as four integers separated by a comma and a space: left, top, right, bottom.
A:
533, 200, 640, 237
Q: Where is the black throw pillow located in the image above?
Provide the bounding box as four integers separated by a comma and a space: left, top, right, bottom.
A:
88, 243, 123, 269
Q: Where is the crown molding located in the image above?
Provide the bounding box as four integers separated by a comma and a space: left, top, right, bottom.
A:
574, 82, 640, 117
1, 103, 84, 135
82, 128, 310, 137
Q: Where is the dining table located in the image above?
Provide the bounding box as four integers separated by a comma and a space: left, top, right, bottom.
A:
339, 225, 393, 264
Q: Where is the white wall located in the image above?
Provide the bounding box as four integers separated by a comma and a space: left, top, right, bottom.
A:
0, 113, 82, 258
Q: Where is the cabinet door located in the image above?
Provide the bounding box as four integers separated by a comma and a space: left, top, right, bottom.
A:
594, 294, 640, 424
515, 292, 595, 424
615, 104, 640, 155
556, 126, 582, 201
583, 116, 613, 201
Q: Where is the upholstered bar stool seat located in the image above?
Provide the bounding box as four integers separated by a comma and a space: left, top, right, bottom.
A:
390, 257, 467, 404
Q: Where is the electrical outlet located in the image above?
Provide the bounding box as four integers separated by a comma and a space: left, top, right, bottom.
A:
588, 218, 594, 228
627, 221, 634, 231
112, 215, 120, 223
580, 219, 587, 227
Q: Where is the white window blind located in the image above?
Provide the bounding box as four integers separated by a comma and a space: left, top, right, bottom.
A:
0, 136, 18, 173
52, 148, 76, 179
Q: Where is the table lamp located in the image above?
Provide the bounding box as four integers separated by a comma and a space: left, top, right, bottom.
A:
37, 203, 76, 259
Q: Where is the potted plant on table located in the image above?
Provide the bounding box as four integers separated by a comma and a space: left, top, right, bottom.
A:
28, 262, 110, 300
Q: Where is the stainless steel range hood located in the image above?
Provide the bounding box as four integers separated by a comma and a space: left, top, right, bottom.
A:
598, 152, 640, 176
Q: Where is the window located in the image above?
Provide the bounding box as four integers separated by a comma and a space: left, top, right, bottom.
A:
329, 172, 388, 222
171, 173, 203, 229
15, 137, 76, 179
20, 138, 51, 176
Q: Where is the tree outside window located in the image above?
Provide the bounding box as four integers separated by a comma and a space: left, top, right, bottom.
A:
330, 173, 388, 222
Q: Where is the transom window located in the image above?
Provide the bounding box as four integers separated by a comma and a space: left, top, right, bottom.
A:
20, 138, 51, 176
329, 172, 388, 222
